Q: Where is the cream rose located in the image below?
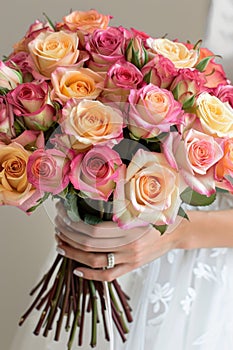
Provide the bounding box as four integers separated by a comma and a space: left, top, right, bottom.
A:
196, 92, 233, 138
51, 67, 104, 104
0, 142, 35, 207
146, 38, 198, 68
61, 99, 123, 151
113, 148, 182, 229
28, 30, 79, 77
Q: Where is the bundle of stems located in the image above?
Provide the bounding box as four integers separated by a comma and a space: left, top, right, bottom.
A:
19, 254, 133, 349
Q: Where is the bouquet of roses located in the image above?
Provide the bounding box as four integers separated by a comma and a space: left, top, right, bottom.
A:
1, 7, 233, 349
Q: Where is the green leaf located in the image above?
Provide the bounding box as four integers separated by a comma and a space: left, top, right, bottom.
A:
178, 206, 189, 220
0, 87, 9, 95
43, 12, 56, 31
64, 190, 81, 222
83, 214, 103, 225
180, 187, 216, 207
182, 95, 196, 110
143, 70, 152, 84
172, 84, 179, 101
195, 56, 214, 72
193, 39, 202, 50
27, 192, 50, 213
153, 224, 168, 235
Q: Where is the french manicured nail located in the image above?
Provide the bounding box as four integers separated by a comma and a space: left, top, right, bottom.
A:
55, 227, 61, 235
73, 270, 84, 277
56, 247, 65, 256
64, 216, 71, 226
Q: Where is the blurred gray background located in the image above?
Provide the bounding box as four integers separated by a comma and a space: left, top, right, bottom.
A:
1, 0, 226, 348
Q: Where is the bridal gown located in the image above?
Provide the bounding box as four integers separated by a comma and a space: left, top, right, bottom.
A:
9, 192, 233, 350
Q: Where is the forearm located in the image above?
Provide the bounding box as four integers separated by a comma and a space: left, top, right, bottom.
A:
175, 209, 233, 250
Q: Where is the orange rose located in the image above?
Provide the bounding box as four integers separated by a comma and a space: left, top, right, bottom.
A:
215, 138, 233, 180
51, 67, 104, 104
0, 142, 35, 207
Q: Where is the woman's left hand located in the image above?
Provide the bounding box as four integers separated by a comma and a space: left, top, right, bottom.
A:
55, 202, 183, 282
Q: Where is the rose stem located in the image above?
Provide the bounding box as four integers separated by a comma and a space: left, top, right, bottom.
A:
71, 267, 77, 313
54, 259, 72, 341
112, 280, 133, 322
78, 278, 86, 346
33, 276, 59, 336
108, 282, 129, 331
19, 254, 62, 326
110, 301, 127, 343
43, 257, 67, 337
95, 282, 110, 341
35, 287, 53, 311
29, 274, 47, 296
67, 277, 83, 350
88, 280, 98, 348
75, 274, 82, 327
30, 254, 62, 296
65, 295, 73, 332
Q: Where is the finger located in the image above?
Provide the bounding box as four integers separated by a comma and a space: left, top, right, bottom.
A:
73, 264, 131, 282
56, 241, 122, 269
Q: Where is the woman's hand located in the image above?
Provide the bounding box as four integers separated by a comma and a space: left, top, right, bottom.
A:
54, 202, 183, 281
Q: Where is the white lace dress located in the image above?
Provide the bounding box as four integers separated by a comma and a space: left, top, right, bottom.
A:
9, 192, 233, 350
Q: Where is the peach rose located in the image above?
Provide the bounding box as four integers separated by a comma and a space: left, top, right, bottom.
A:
146, 38, 198, 68
51, 67, 104, 105
57, 9, 111, 33
28, 30, 79, 77
113, 148, 182, 229
0, 142, 35, 207
60, 99, 123, 151
196, 92, 233, 138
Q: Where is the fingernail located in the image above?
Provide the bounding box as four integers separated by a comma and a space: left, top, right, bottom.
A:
73, 270, 84, 277
55, 227, 61, 235
56, 247, 65, 256
64, 216, 71, 226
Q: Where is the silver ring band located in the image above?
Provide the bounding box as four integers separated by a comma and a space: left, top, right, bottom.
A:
106, 253, 115, 269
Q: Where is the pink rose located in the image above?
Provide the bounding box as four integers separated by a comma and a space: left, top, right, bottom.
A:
141, 55, 177, 88
113, 148, 182, 229
0, 142, 36, 207
85, 26, 126, 72
7, 81, 56, 131
70, 145, 122, 201
128, 83, 183, 139
61, 99, 123, 151
170, 68, 207, 106
102, 59, 143, 103
0, 96, 15, 137
6, 52, 33, 82
214, 84, 233, 109
0, 61, 22, 90
27, 148, 70, 195
13, 130, 44, 149
163, 129, 223, 196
